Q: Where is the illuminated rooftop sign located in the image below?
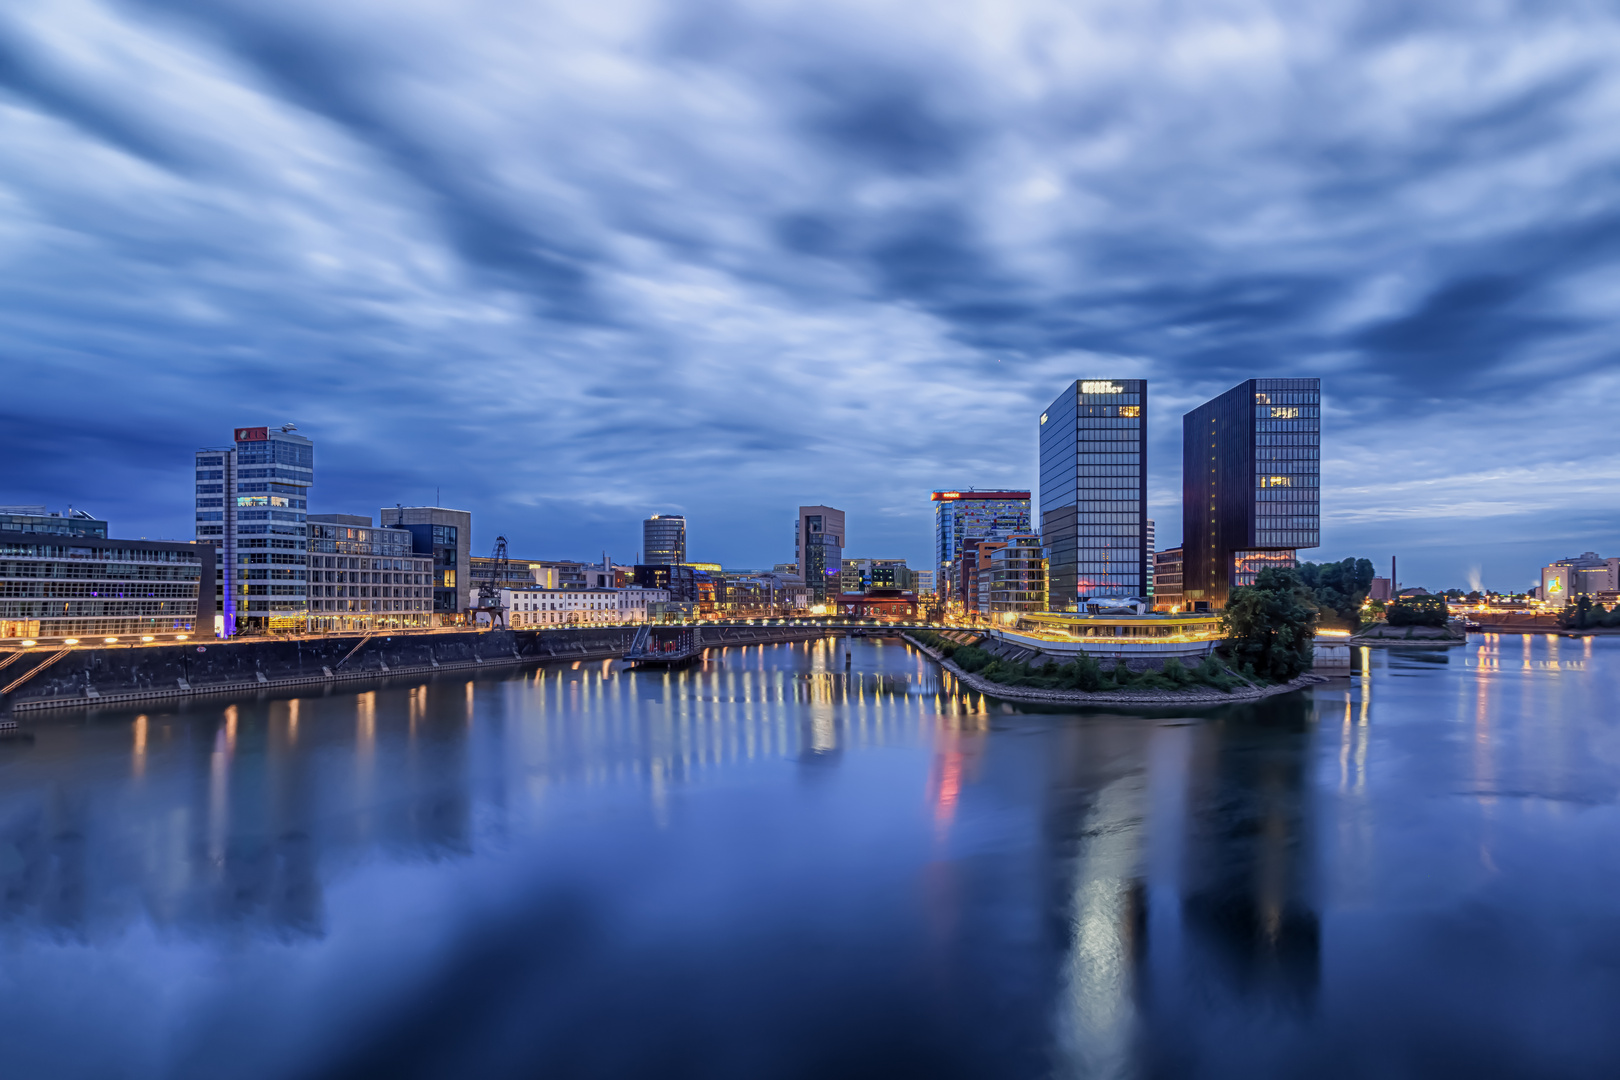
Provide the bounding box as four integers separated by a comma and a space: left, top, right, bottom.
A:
1080, 381, 1124, 394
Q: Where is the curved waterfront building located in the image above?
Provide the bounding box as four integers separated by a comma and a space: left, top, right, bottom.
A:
643, 514, 687, 566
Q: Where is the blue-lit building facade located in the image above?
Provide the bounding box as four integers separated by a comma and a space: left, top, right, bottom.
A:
195, 425, 313, 634
932, 490, 1031, 610
1, 507, 213, 641
1039, 380, 1148, 609
1182, 378, 1320, 610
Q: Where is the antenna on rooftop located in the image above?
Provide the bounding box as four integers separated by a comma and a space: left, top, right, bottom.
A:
280, 423, 298, 432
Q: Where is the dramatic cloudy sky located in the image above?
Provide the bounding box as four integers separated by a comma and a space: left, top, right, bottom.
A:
4, 0, 1618, 588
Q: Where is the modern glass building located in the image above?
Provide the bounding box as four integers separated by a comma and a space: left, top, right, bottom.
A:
1153, 547, 1184, 612
306, 515, 434, 632
195, 425, 313, 634
796, 506, 845, 603
931, 490, 1031, 610
986, 534, 1048, 620
643, 515, 687, 566
1039, 379, 1147, 609
1182, 378, 1320, 610
0, 534, 213, 641
387, 506, 472, 622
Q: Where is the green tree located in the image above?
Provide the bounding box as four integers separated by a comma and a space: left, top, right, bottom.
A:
1297, 557, 1375, 629
1387, 595, 1448, 627
1561, 595, 1598, 630
1221, 566, 1320, 682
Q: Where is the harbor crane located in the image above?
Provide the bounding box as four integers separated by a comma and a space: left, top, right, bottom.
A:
472, 535, 511, 630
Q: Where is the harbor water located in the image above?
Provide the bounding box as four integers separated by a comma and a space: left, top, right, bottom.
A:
0, 634, 1618, 1078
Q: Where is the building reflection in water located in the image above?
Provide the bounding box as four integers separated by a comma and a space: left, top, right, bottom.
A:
1048, 694, 1322, 1077
0, 640, 957, 944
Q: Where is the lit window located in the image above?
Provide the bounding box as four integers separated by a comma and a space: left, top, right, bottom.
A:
1120, 405, 1140, 417
1270, 406, 1299, 419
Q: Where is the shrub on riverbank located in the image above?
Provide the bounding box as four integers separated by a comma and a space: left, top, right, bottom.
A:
907, 630, 1241, 693
1562, 596, 1620, 630
1222, 566, 1320, 682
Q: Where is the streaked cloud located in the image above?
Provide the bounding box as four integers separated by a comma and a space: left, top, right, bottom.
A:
2, 0, 1617, 586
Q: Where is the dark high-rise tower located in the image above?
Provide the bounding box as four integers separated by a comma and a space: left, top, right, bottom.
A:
1182, 378, 1320, 610
643, 514, 686, 565
1039, 379, 1147, 609
795, 505, 845, 602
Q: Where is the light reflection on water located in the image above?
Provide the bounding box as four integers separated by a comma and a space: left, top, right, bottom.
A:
0, 635, 1618, 1078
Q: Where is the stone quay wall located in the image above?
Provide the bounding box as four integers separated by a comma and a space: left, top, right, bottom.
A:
1, 624, 834, 715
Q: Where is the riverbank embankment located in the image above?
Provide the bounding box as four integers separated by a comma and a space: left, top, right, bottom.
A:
0, 624, 833, 715
901, 634, 1328, 708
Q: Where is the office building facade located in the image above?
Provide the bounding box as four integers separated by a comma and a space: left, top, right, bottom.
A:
385, 506, 472, 621
1, 532, 213, 642
968, 539, 1007, 616
1541, 553, 1620, 605
796, 506, 845, 602
643, 515, 687, 566
196, 425, 313, 634
932, 490, 1031, 609
1182, 378, 1320, 610
1153, 547, 1184, 612
504, 585, 670, 627
1145, 519, 1155, 600
987, 533, 1048, 619
1039, 380, 1147, 610
306, 515, 434, 632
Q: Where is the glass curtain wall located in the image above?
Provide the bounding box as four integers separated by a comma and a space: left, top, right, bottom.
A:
1040, 380, 1147, 609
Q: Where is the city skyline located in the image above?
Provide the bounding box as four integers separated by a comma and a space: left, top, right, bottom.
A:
5, 5, 1618, 589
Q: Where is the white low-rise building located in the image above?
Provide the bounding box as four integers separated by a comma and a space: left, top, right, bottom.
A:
503, 585, 670, 627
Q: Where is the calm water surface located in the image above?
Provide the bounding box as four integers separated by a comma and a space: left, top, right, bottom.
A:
2, 634, 1619, 1079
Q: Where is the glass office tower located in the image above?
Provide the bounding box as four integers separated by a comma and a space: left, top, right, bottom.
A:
195, 424, 313, 635
796, 506, 845, 602
932, 490, 1031, 610
1039, 379, 1147, 609
1182, 378, 1320, 610
643, 515, 687, 565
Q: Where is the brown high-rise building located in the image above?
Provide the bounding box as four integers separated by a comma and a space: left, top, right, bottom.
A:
1181, 378, 1320, 611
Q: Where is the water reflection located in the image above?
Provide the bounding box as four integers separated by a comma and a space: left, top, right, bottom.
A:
1045, 696, 1321, 1079
0, 635, 1618, 1078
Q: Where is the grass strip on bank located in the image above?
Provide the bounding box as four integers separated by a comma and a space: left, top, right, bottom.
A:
908, 629, 1245, 693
